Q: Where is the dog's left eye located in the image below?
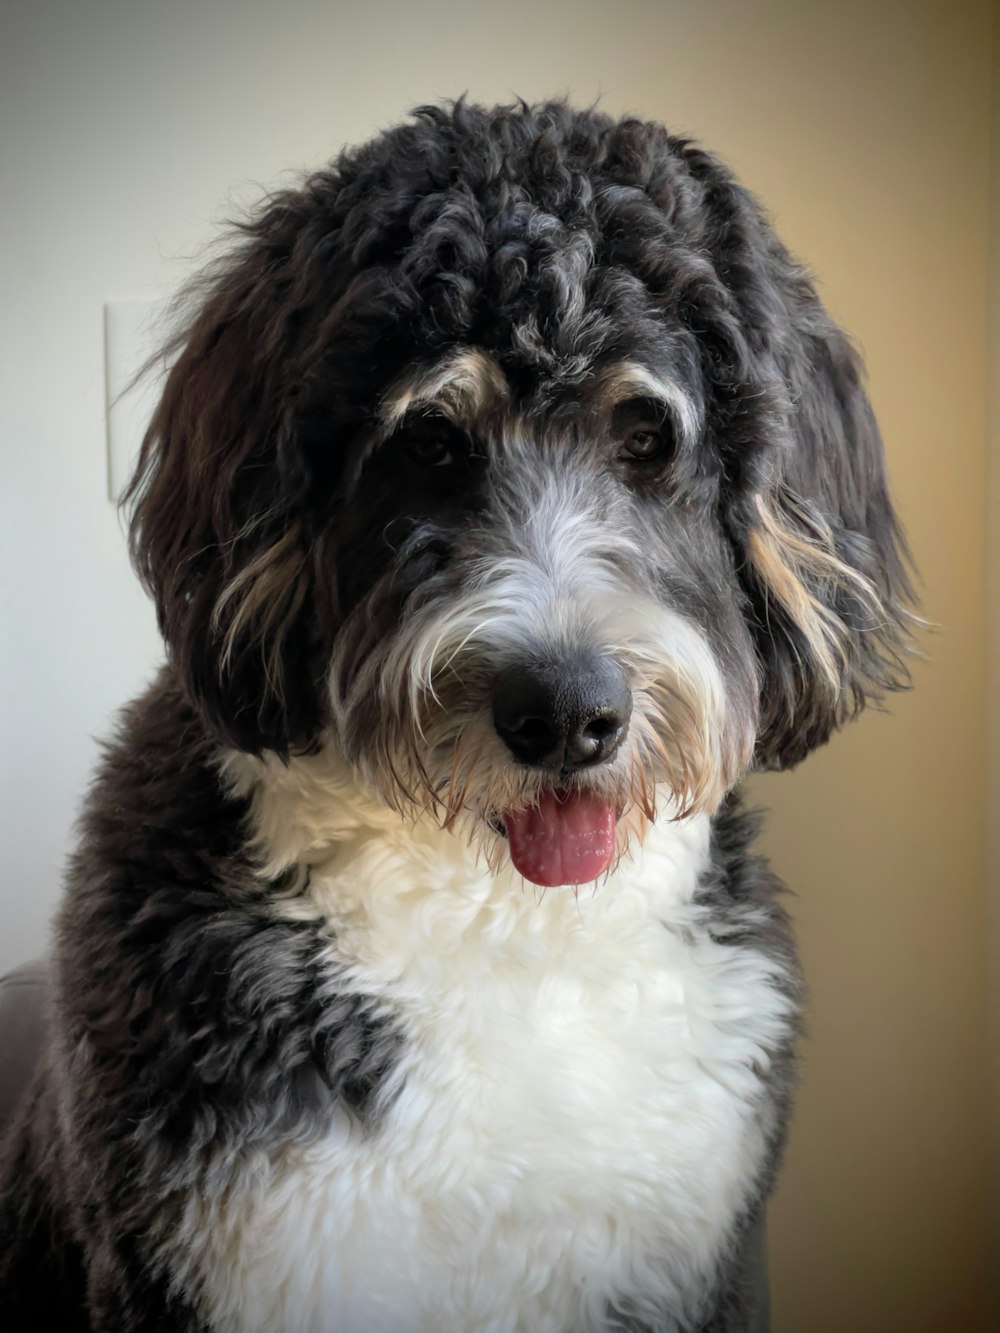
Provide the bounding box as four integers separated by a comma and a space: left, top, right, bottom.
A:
622, 427, 665, 460
613, 398, 676, 466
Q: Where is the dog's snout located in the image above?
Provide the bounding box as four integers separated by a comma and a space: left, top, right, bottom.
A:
492, 659, 632, 771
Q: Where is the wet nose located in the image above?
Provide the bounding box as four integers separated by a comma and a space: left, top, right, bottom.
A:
492, 658, 632, 771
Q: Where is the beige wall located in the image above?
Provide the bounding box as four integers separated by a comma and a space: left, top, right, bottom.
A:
1, 1, 993, 1327
743, 7, 993, 1331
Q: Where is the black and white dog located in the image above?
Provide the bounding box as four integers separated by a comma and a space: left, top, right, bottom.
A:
0, 100, 914, 1331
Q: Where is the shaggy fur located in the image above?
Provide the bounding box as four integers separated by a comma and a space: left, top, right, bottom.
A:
0, 98, 914, 1331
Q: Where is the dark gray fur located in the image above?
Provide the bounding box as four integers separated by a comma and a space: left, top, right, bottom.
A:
0, 98, 912, 1330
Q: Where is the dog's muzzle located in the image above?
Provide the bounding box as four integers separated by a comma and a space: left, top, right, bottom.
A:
491, 658, 632, 889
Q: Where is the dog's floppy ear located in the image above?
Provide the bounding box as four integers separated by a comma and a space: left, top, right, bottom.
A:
682, 148, 917, 769
744, 326, 916, 768
125, 196, 341, 755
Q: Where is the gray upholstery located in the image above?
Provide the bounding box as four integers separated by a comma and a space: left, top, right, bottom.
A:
0, 960, 50, 1130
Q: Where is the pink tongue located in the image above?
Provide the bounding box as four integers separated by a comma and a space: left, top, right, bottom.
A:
503, 789, 618, 887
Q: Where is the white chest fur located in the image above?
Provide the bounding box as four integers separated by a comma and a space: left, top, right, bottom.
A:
178, 760, 794, 1333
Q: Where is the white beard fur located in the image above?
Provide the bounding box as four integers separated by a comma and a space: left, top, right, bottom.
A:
169, 748, 795, 1333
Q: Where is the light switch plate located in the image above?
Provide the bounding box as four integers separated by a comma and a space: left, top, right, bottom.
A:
104, 299, 171, 502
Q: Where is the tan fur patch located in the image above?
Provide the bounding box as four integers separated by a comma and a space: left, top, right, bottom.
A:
213, 523, 310, 700
381, 349, 508, 431
748, 492, 883, 694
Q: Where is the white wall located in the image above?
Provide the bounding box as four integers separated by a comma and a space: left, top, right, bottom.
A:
1, 2, 992, 1327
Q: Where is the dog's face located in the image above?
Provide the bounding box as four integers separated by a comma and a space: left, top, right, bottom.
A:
328, 351, 758, 883
128, 101, 915, 885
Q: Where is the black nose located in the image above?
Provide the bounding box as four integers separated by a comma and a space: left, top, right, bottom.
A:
492, 658, 632, 771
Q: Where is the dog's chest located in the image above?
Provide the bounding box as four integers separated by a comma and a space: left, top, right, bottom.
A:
182, 816, 787, 1333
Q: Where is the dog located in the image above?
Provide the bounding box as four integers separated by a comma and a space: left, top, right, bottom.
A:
0, 99, 915, 1331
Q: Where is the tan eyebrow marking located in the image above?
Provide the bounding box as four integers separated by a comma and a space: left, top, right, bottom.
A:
594, 362, 701, 445
380, 349, 509, 432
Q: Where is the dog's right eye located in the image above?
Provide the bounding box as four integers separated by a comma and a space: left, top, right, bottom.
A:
395, 415, 468, 469
407, 435, 454, 468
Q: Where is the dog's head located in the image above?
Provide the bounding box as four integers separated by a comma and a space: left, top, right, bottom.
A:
128, 100, 915, 885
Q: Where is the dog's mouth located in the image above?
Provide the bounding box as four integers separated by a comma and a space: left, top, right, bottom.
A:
494, 787, 618, 888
